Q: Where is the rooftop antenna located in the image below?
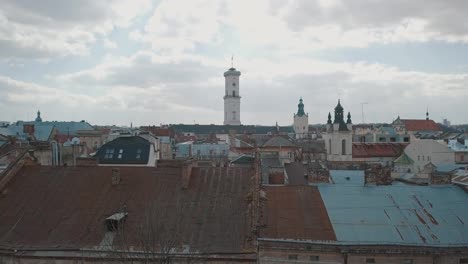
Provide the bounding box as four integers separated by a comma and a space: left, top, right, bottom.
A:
361, 102, 368, 124
231, 55, 234, 68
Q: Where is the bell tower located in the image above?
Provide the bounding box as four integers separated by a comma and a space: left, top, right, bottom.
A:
293, 98, 309, 139
223, 62, 241, 125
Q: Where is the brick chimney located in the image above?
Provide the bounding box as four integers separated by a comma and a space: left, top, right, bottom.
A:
23, 124, 35, 140
111, 168, 121, 185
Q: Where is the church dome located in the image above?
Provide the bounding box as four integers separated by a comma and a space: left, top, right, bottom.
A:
224, 67, 241, 77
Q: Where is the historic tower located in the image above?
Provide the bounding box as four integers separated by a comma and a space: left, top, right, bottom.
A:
223, 66, 241, 125
323, 100, 353, 161
293, 98, 309, 139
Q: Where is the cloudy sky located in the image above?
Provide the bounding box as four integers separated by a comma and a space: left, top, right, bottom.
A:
1, 0, 468, 126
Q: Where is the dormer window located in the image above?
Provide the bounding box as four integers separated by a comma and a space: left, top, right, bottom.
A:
104, 148, 115, 159
136, 148, 142, 159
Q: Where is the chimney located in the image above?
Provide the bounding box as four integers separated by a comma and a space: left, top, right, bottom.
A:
23, 124, 35, 135
112, 168, 120, 185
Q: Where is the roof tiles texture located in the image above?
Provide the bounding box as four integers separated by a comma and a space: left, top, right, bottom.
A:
352, 143, 408, 158
260, 186, 336, 241
0, 166, 255, 253
401, 119, 441, 132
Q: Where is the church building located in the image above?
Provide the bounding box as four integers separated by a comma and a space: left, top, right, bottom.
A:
323, 100, 353, 161
293, 98, 309, 139
223, 67, 241, 125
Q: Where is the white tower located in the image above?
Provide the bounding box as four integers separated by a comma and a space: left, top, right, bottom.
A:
293, 98, 309, 139
223, 66, 241, 125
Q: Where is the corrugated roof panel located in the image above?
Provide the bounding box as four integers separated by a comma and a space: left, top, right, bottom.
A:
329, 170, 364, 185
318, 184, 468, 246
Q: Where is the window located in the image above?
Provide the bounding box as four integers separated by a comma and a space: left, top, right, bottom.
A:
366, 258, 375, 263
104, 148, 114, 159
403, 259, 414, 264
379, 137, 386, 142
390, 137, 396, 142
288, 255, 298, 260
117, 149, 123, 159
232, 82, 236, 86
418, 155, 420, 161
422, 156, 425, 161
342, 139, 346, 155
404, 137, 410, 142
136, 148, 142, 159
310, 255, 319, 261
232, 111, 236, 120
328, 139, 332, 154
232, 90, 236, 97
428, 156, 431, 161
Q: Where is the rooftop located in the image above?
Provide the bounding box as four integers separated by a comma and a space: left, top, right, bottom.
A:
0, 166, 255, 253
352, 143, 408, 158
260, 186, 336, 241
318, 182, 468, 246
401, 119, 441, 132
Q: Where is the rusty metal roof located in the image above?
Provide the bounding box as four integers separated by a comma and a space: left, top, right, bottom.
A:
259, 186, 336, 241
0, 166, 255, 253
318, 182, 468, 246
352, 143, 408, 158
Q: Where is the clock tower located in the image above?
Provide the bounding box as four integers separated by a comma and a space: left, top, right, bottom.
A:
223, 66, 241, 125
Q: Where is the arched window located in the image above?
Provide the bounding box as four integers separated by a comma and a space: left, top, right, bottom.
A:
342, 139, 346, 155
232, 90, 236, 97
232, 111, 236, 120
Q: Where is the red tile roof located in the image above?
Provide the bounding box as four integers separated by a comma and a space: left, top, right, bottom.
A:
401, 119, 441, 131
260, 186, 336, 241
0, 166, 255, 253
140, 126, 173, 137
352, 143, 408, 158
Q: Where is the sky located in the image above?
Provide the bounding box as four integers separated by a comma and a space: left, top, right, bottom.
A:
1, 0, 468, 126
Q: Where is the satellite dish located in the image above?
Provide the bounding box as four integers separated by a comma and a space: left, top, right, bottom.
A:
71, 137, 80, 145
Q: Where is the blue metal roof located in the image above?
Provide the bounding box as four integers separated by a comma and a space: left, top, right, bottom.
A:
318, 183, 468, 246
329, 170, 364, 186
0, 121, 93, 142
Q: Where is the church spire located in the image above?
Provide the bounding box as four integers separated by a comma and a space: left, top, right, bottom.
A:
327, 112, 332, 124
346, 112, 352, 124
296, 97, 305, 117
333, 99, 344, 124
35, 110, 42, 122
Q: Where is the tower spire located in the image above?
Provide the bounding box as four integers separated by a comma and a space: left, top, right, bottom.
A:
231, 55, 234, 69
35, 110, 42, 122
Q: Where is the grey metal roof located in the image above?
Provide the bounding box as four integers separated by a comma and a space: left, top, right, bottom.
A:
318, 182, 468, 246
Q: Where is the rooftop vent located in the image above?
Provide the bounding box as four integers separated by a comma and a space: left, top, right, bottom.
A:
112, 168, 120, 185
105, 212, 128, 231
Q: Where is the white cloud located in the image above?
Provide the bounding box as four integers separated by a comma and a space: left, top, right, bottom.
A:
103, 39, 118, 49
0, 0, 151, 59
45, 52, 468, 125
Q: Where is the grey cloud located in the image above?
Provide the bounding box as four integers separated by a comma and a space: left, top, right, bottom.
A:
280, 0, 468, 37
